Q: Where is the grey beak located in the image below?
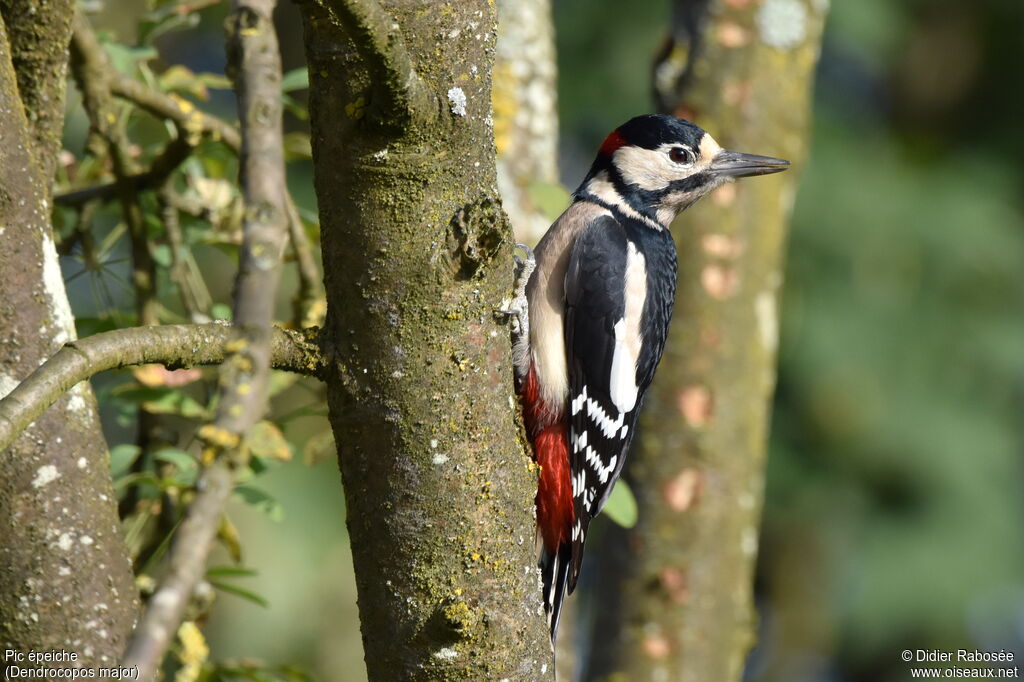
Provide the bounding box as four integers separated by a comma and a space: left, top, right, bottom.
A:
710, 150, 790, 178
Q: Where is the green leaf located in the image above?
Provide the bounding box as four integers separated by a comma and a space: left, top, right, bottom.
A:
211, 303, 233, 321
153, 448, 198, 472
197, 72, 233, 91
138, 9, 199, 45
281, 93, 308, 121
283, 132, 312, 162
113, 471, 164, 493
207, 565, 259, 578
302, 430, 336, 467
115, 386, 209, 419
280, 68, 309, 93
157, 64, 208, 99
208, 579, 269, 608
234, 485, 285, 522
102, 43, 159, 75
76, 316, 120, 337
110, 444, 142, 477
152, 243, 173, 268
603, 480, 638, 528
246, 421, 292, 462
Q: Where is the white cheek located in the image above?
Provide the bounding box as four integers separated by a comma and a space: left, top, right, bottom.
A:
613, 145, 691, 191
699, 133, 723, 159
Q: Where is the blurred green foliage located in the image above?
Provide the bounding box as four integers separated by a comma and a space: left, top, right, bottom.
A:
62, 0, 1024, 680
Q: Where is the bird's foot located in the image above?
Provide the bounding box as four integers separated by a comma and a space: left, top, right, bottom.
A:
498, 244, 535, 339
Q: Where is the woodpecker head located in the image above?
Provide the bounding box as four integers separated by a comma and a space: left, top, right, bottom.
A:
577, 114, 790, 228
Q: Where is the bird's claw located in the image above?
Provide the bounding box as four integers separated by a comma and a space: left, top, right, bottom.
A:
498, 243, 535, 339
513, 243, 535, 270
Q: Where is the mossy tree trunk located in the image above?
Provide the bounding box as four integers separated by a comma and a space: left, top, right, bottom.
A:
0, 2, 138, 667
300, 1, 551, 679
584, 1, 827, 680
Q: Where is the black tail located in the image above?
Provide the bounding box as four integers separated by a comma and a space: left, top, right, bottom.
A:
540, 542, 573, 646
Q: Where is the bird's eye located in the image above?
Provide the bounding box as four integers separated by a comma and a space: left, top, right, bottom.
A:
669, 146, 693, 164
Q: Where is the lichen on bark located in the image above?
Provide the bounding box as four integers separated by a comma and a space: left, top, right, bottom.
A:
300, 0, 551, 679
0, 11, 138, 666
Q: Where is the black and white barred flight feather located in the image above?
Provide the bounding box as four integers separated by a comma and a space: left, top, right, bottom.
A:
563, 214, 676, 590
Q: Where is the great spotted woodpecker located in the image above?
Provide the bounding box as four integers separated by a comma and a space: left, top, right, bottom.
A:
509, 114, 789, 643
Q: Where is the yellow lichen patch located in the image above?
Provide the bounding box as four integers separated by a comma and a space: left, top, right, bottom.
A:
175, 621, 209, 682
224, 338, 248, 353
198, 424, 240, 451
345, 96, 366, 119
246, 421, 292, 461
236, 383, 252, 395
171, 93, 196, 115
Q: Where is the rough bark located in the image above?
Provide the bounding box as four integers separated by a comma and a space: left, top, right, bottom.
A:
585, 1, 827, 680
0, 0, 75, 182
494, 0, 559, 243
300, 0, 551, 679
0, 11, 138, 668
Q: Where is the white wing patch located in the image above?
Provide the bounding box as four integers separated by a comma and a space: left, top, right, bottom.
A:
608, 243, 647, 413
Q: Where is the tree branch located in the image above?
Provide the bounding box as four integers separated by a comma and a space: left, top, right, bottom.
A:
54, 135, 195, 207
0, 324, 325, 452
318, 0, 435, 127
109, 69, 242, 152
119, 0, 291, 675
285, 198, 326, 328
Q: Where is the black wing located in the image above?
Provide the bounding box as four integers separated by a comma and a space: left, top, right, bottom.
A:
563, 215, 648, 591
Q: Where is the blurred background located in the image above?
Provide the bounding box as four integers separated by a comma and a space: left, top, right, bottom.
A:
69, 0, 1024, 680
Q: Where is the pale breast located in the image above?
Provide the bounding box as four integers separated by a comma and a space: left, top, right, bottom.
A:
526, 201, 612, 410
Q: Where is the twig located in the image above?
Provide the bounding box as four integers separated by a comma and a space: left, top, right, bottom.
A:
54, 136, 194, 207
285, 198, 325, 328
109, 70, 242, 152
160, 182, 213, 321
0, 324, 325, 452
119, 0, 290, 676
319, 0, 434, 127
122, 456, 234, 676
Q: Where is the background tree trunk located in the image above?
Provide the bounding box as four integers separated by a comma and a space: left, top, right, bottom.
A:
300, 1, 551, 679
493, 0, 559, 244
584, 1, 827, 680
0, 4, 138, 668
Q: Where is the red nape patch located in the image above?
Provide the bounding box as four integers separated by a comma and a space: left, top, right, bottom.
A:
534, 423, 574, 552
598, 129, 628, 157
